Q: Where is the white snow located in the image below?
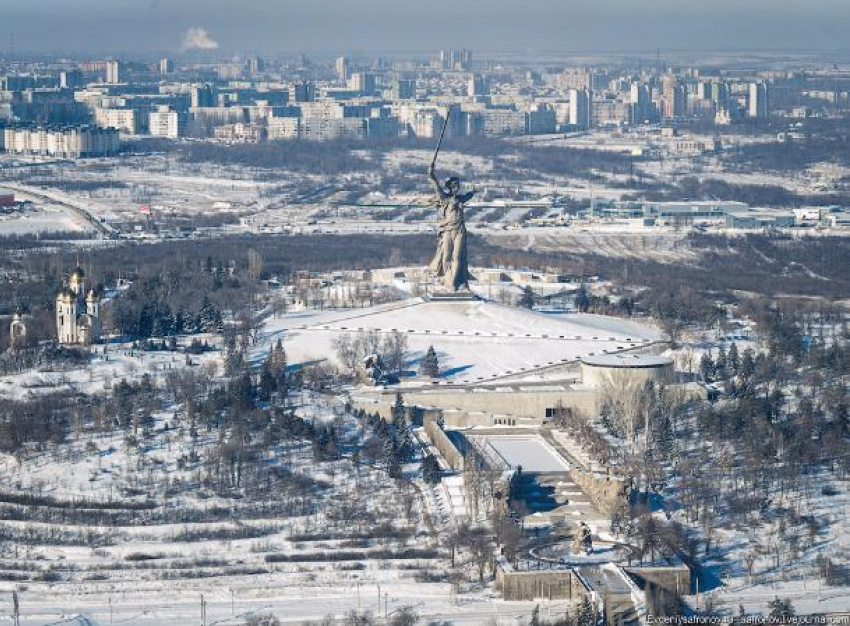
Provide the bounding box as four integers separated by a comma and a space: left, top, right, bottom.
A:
259, 298, 661, 384
476, 435, 570, 473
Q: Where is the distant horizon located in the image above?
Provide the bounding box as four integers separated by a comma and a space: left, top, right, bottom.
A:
5, 49, 850, 69
3, 0, 850, 58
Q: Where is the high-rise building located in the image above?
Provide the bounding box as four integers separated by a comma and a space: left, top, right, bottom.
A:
661, 76, 685, 119
59, 70, 84, 89
190, 84, 216, 108
247, 56, 265, 76
350, 72, 377, 96
468, 74, 489, 98
439, 49, 472, 70
483, 108, 527, 136
2, 125, 119, 158
526, 104, 557, 135
391, 79, 416, 100
95, 107, 139, 135
558, 68, 592, 91
749, 82, 769, 118
149, 106, 180, 138
569, 88, 591, 129
105, 60, 121, 84
711, 82, 729, 106
335, 56, 350, 82
411, 109, 444, 138
290, 82, 316, 103
159, 58, 173, 76
630, 82, 651, 124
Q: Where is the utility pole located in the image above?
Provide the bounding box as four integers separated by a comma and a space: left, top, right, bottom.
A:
200, 593, 207, 626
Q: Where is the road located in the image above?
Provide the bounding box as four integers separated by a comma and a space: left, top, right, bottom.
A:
7, 585, 564, 626
2, 183, 118, 238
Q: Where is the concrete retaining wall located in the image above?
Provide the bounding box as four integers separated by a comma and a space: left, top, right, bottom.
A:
569, 468, 628, 515
625, 564, 692, 596
356, 387, 602, 425
424, 417, 465, 471
496, 563, 590, 601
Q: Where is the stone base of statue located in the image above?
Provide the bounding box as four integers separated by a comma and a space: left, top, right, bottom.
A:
426, 289, 480, 302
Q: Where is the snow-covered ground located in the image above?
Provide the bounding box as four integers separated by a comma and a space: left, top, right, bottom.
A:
258, 298, 661, 385
0, 338, 221, 401
0, 185, 96, 235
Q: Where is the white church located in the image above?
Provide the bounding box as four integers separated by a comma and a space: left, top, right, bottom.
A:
56, 267, 102, 346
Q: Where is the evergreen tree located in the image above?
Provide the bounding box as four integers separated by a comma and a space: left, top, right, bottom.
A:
715, 345, 728, 378
699, 352, 715, 382
728, 342, 740, 376
767, 597, 795, 619
258, 361, 276, 402
175, 309, 193, 334
137, 303, 155, 338
656, 415, 677, 461
519, 286, 535, 310
740, 348, 756, 379
577, 596, 595, 626
152, 302, 175, 338
391, 393, 406, 427
268, 338, 288, 399
422, 454, 441, 484
418, 345, 440, 378
387, 451, 403, 479
229, 367, 255, 409
198, 297, 223, 333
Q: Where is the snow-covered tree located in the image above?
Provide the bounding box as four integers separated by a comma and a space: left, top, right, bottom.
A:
418, 345, 440, 378
197, 297, 223, 333
768, 597, 795, 619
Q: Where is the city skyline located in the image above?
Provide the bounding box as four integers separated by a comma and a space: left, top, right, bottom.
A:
3, 0, 850, 56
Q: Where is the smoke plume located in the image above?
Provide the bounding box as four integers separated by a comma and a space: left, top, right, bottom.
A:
180, 27, 219, 51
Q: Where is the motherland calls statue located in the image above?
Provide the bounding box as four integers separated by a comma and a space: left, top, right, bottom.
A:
427, 108, 474, 292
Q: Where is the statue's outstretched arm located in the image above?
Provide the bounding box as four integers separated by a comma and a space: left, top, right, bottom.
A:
428, 165, 447, 199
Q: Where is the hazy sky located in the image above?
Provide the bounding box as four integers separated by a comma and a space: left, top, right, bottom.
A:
4, 0, 849, 56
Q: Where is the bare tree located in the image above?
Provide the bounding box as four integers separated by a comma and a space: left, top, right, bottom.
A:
381, 330, 409, 377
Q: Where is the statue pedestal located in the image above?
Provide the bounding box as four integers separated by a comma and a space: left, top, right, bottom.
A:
426, 290, 480, 302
